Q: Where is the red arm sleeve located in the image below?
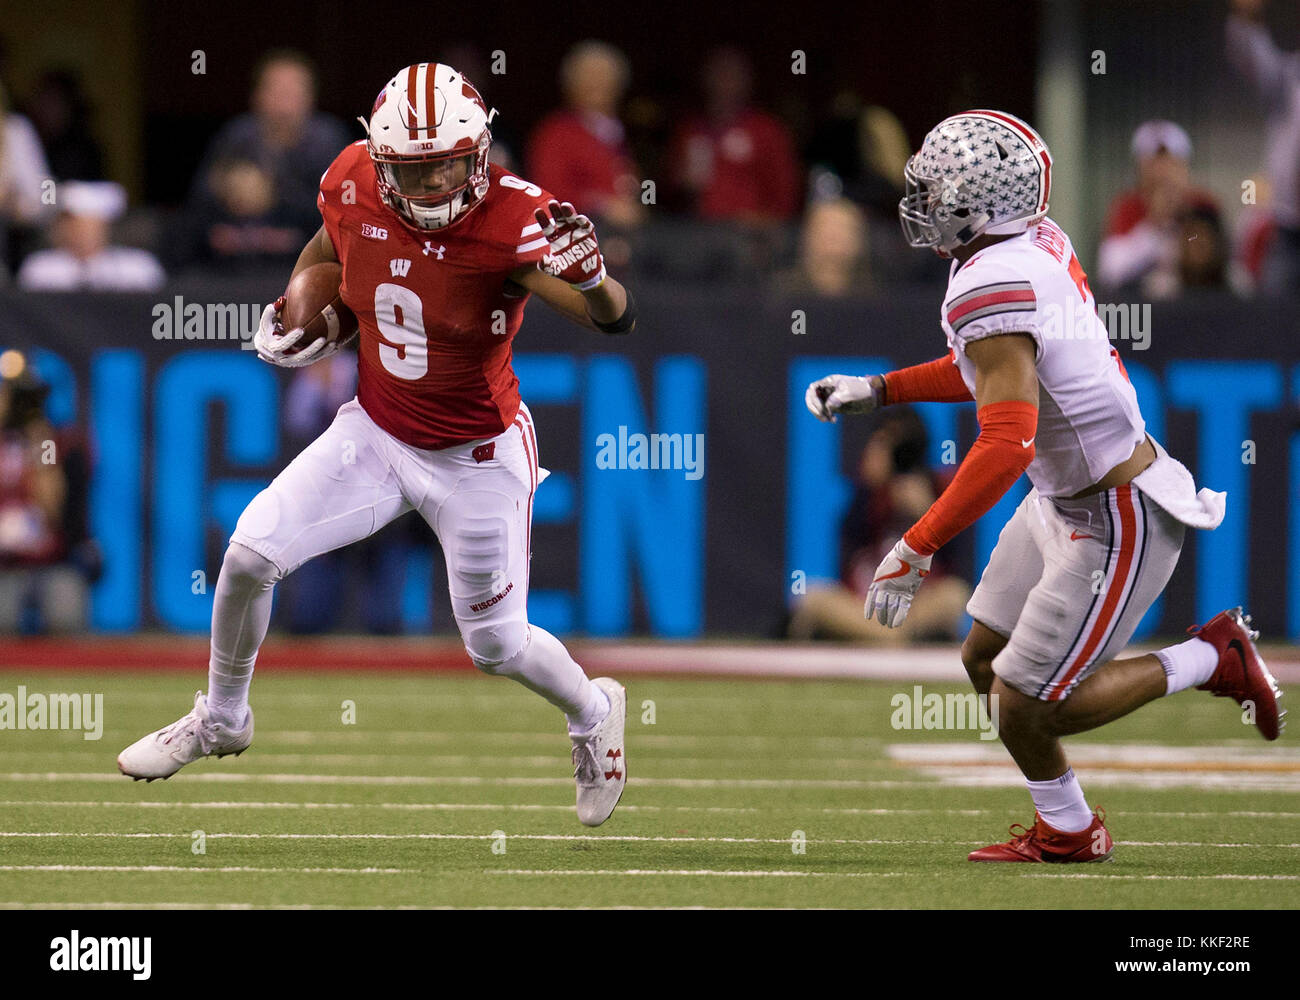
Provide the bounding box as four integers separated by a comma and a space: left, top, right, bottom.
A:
902, 401, 1038, 556
883, 351, 974, 404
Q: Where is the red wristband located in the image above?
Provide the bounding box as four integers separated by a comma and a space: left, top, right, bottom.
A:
903, 400, 1038, 556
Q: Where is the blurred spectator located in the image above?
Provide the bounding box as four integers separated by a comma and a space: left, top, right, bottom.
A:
23, 69, 104, 182
1180, 203, 1229, 290
0, 82, 54, 274
776, 197, 871, 296
527, 41, 643, 228
1097, 120, 1222, 298
1227, 0, 1300, 295
786, 408, 970, 644
668, 47, 801, 223
170, 156, 307, 274
18, 181, 164, 291
280, 352, 413, 635
806, 96, 910, 221
171, 49, 347, 272
0, 351, 97, 634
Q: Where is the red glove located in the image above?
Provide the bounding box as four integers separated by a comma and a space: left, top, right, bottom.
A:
534, 200, 607, 291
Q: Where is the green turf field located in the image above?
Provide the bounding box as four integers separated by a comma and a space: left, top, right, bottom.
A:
1, 669, 1296, 909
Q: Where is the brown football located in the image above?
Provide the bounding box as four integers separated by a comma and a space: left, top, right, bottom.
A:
279, 261, 358, 354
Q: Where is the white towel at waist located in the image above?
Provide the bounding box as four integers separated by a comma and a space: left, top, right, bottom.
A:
1131, 437, 1225, 530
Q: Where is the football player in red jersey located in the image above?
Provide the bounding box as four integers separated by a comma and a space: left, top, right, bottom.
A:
118, 63, 632, 827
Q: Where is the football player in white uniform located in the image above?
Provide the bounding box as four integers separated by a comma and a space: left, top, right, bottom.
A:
806, 110, 1284, 862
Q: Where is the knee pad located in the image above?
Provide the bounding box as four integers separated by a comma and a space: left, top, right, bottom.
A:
464, 619, 530, 673
220, 542, 282, 595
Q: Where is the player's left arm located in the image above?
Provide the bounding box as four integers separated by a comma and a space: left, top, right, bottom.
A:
865, 332, 1039, 628
509, 266, 631, 333
508, 199, 635, 334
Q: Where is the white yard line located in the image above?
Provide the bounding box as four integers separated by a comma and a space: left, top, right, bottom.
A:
0, 800, 760, 814
4, 831, 1296, 848
6, 800, 1298, 819
489, 869, 897, 878
0, 902, 817, 910
0, 831, 961, 845
0, 772, 940, 789
1021, 873, 1300, 881
0, 865, 413, 874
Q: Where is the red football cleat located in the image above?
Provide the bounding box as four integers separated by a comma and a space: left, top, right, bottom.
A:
1190, 607, 1285, 741
968, 809, 1113, 863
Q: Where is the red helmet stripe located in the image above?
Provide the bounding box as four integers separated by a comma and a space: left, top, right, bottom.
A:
425, 62, 440, 139
405, 64, 421, 140
962, 109, 1052, 215
963, 109, 1040, 148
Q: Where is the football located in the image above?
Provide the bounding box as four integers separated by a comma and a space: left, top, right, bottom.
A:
279, 261, 358, 354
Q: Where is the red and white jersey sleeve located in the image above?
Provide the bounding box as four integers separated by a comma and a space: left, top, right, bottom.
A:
318, 147, 558, 450
940, 218, 1146, 498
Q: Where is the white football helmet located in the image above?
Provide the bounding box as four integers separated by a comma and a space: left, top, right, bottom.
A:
361, 63, 494, 230
898, 109, 1052, 257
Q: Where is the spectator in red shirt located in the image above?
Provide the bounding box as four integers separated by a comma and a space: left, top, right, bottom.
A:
526, 41, 643, 229
669, 47, 801, 223
1097, 120, 1222, 298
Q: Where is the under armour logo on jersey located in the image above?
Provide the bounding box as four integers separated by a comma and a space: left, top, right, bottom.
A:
422, 242, 446, 259
389, 258, 412, 277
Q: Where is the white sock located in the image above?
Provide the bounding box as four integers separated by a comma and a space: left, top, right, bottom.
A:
205, 544, 277, 728
567, 683, 611, 736
1026, 768, 1093, 833
485, 624, 607, 728
207, 657, 254, 729
1155, 636, 1218, 695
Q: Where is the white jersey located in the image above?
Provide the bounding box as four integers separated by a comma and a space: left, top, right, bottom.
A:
940, 218, 1145, 498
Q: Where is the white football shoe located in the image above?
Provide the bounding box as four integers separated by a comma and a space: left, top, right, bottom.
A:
570, 677, 626, 827
117, 691, 253, 781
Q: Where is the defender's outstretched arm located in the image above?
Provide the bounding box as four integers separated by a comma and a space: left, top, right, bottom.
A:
865, 332, 1039, 627
805, 349, 974, 423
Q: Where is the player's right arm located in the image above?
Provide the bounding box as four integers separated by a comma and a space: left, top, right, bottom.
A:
289, 224, 338, 280
254, 226, 341, 367
805, 352, 973, 423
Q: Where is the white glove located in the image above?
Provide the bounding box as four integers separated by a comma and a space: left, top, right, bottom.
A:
253, 299, 331, 368
805, 374, 879, 423
865, 538, 932, 628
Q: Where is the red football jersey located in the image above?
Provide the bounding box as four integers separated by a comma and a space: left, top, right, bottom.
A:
317, 141, 556, 449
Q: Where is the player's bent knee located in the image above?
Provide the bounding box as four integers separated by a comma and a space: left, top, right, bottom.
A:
464, 619, 530, 673
220, 542, 281, 594
990, 675, 1063, 738
961, 624, 1004, 692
